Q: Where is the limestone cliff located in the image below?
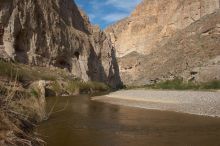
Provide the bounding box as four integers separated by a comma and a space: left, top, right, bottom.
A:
106, 0, 220, 85
106, 0, 220, 57
0, 0, 122, 87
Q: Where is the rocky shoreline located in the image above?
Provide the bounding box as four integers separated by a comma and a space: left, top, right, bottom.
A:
92, 89, 220, 117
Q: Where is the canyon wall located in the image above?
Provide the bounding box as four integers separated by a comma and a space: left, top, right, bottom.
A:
106, 0, 220, 57
106, 0, 220, 85
0, 0, 122, 87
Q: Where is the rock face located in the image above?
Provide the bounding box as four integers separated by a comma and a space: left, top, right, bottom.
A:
106, 0, 220, 85
0, 0, 122, 87
106, 0, 220, 57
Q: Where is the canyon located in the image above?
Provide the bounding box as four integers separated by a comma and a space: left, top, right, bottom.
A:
106, 0, 220, 85
0, 0, 220, 145
0, 0, 122, 88
0, 0, 122, 145
1, 0, 220, 86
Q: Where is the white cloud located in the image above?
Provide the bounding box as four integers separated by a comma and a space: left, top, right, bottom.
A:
89, 1, 105, 11
101, 13, 128, 23
105, 0, 141, 11
88, 14, 96, 21
75, 0, 141, 28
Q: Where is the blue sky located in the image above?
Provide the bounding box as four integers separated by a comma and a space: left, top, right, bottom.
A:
75, 0, 141, 29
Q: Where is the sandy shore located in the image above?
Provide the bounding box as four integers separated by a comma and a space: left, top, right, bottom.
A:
92, 89, 220, 117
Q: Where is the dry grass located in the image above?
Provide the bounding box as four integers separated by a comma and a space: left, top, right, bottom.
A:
0, 60, 109, 145
0, 60, 69, 82
0, 78, 45, 146
49, 79, 110, 96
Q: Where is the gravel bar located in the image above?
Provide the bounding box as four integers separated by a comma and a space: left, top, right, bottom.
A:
92, 90, 220, 117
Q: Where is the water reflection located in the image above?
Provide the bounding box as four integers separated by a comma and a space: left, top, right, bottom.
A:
38, 95, 220, 146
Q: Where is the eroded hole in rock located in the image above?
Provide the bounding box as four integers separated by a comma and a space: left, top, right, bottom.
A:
124, 66, 133, 70
13, 30, 29, 63
190, 71, 198, 75
55, 58, 71, 71
14, 31, 27, 53
74, 51, 80, 60
0, 23, 4, 46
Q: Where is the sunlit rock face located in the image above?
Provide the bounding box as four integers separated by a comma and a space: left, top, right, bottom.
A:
106, 0, 220, 57
106, 0, 220, 85
0, 0, 122, 87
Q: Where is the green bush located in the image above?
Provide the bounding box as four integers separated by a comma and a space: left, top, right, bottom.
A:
66, 80, 81, 94
144, 78, 220, 90
80, 81, 109, 92
152, 79, 198, 90
66, 80, 109, 94
51, 81, 62, 95
200, 80, 220, 89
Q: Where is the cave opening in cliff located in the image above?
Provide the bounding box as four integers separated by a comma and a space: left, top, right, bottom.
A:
74, 51, 80, 60
14, 31, 27, 53
55, 58, 71, 71
0, 23, 4, 46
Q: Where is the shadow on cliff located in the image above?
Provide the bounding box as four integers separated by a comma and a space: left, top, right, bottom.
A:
87, 47, 123, 89
109, 47, 123, 89
57, 0, 91, 34
13, 0, 49, 64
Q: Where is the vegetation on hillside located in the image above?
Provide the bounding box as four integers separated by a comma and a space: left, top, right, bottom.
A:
126, 78, 220, 90
144, 78, 220, 90
0, 60, 110, 95
0, 61, 57, 81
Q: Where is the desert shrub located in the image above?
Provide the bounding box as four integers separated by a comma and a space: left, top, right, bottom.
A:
200, 80, 220, 89
0, 80, 45, 146
0, 61, 57, 82
152, 79, 199, 90
89, 81, 109, 91
0, 61, 19, 78
66, 80, 81, 94
66, 80, 109, 94
145, 78, 220, 90
51, 81, 62, 95
79, 81, 109, 92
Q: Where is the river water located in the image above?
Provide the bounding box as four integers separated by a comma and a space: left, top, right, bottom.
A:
38, 95, 220, 146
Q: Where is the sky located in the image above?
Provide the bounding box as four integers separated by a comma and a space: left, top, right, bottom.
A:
75, 0, 141, 29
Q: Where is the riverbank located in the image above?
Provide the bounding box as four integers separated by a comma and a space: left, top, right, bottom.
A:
39, 93, 220, 146
0, 79, 46, 146
0, 60, 110, 146
92, 89, 220, 117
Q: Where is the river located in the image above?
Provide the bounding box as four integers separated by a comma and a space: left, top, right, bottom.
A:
38, 95, 220, 146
